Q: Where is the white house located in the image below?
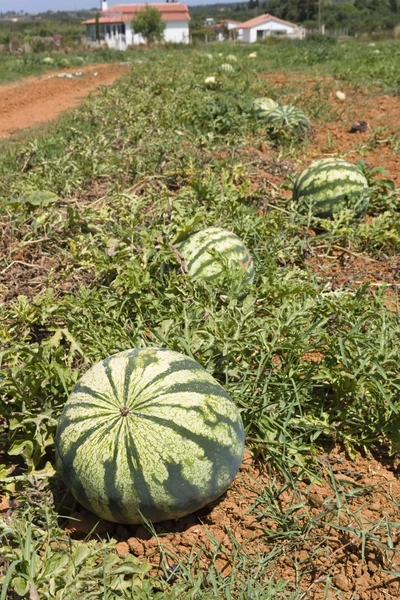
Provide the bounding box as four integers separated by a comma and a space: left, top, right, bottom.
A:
83, 2, 190, 49
240, 14, 305, 43
211, 20, 243, 42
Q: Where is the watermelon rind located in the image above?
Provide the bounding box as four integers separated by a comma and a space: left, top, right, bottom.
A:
220, 63, 235, 73
176, 226, 255, 286
266, 104, 309, 136
252, 97, 279, 120
292, 158, 369, 219
55, 347, 245, 524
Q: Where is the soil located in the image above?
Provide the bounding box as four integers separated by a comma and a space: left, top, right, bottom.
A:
0, 62, 131, 139
62, 446, 400, 600
1, 69, 400, 598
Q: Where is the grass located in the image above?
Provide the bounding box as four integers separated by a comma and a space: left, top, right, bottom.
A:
0, 47, 143, 85
0, 38, 400, 598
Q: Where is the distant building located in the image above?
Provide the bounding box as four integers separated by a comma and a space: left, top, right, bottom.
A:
211, 19, 243, 41
82, 2, 190, 49
204, 17, 214, 26
240, 14, 305, 43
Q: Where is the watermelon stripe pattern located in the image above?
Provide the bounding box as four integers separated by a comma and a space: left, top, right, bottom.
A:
220, 63, 235, 73
266, 104, 309, 136
55, 348, 245, 524
252, 98, 279, 119
177, 227, 255, 286
292, 158, 369, 219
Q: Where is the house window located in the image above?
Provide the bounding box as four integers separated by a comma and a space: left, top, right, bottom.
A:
256, 30, 265, 39
87, 24, 95, 40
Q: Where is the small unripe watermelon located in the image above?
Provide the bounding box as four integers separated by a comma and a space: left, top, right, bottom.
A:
177, 227, 255, 286
266, 104, 309, 137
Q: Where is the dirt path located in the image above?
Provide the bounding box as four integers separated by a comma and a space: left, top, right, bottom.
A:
0, 62, 131, 139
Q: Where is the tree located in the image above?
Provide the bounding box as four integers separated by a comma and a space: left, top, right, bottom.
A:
131, 5, 166, 45
95, 13, 100, 43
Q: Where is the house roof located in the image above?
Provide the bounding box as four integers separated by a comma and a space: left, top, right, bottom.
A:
82, 3, 190, 25
240, 13, 297, 30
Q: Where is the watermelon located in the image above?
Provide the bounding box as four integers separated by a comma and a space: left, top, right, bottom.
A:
204, 76, 217, 89
266, 104, 309, 137
176, 227, 255, 286
292, 158, 369, 219
252, 97, 279, 119
55, 348, 245, 524
220, 63, 235, 73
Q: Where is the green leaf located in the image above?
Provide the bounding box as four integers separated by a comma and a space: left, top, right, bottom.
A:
24, 190, 59, 207
12, 575, 29, 596
72, 542, 98, 568
172, 213, 205, 245
0, 560, 21, 600
41, 553, 69, 578
8, 439, 34, 460
42, 328, 64, 349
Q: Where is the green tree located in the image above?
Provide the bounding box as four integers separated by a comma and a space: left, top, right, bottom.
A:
131, 5, 166, 44
95, 13, 100, 43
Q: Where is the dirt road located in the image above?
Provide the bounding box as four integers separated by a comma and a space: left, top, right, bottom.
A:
0, 62, 131, 139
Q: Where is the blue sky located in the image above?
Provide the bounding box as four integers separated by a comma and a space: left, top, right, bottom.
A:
1, 0, 229, 13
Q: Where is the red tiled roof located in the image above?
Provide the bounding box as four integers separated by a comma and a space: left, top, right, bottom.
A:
240, 13, 297, 30
82, 3, 190, 25
106, 3, 188, 13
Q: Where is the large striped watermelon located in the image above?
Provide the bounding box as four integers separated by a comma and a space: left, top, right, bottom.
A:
55, 348, 245, 524
252, 97, 279, 120
292, 158, 369, 219
176, 227, 255, 286
266, 104, 309, 137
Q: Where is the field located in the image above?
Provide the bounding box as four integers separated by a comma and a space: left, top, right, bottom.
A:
0, 48, 140, 85
1, 38, 400, 599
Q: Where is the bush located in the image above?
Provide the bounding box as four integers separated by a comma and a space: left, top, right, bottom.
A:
304, 33, 338, 45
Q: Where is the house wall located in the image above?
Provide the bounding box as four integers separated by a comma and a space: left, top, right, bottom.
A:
126, 23, 145, 46
86, 23, 129, 49
243, 21, 296, 43
85, 18, 189, 49
164, 20, 189, 44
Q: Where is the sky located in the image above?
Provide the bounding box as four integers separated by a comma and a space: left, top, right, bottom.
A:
1, 0, 232, 13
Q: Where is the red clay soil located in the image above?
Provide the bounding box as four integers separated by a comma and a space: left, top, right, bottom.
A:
61, 447, 400, 600
0, 62, 131, 139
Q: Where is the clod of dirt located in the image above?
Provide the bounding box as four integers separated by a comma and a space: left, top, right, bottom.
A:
350, 120, 370, 133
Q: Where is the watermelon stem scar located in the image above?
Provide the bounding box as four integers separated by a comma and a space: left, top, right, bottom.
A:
120, 406, 130, 417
